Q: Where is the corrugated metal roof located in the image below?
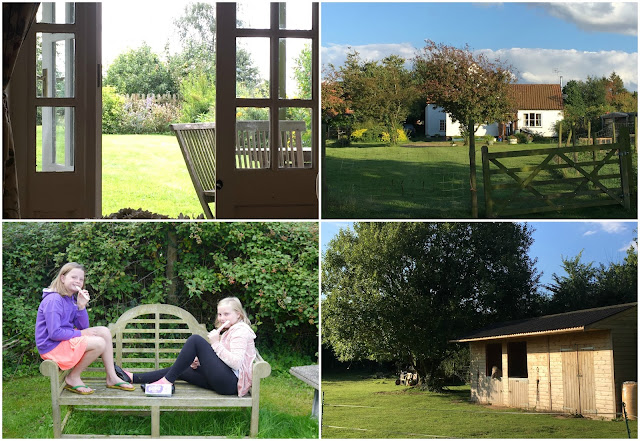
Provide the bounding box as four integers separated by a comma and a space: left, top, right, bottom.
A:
453, 303, 637, 342
510, 84, 564, 110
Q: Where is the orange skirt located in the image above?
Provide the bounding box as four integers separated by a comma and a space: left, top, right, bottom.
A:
40, 336, 88, 370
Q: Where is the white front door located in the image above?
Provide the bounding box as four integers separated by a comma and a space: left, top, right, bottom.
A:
10, 2, 101, 218
215, 3, 318, 219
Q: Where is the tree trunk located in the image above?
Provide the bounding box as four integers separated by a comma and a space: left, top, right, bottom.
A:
468, 119, 478, 218
166, 231, 178, 304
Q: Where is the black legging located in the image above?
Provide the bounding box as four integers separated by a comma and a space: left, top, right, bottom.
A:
133, 334, 238, 395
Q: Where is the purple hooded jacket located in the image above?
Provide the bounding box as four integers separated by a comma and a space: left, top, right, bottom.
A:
35, 289, 90, 355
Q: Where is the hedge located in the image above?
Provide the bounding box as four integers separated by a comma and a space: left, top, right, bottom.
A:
2, 222, 318, 378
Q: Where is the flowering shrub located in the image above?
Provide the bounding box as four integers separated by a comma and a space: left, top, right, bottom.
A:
101, 91, 180, 134
350, 128, 368, 142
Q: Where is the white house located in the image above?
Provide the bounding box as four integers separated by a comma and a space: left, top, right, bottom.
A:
425, 84, 564, 139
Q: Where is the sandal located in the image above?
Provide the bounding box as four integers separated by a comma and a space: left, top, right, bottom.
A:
64, 384, 94, 395
114, 363, 132, 383
107, 381, 135, 391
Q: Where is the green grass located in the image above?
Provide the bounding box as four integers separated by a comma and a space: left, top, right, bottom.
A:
321, 374, 638, 438
102, 134, 206, 218
2, 367, 318, 438
322, 140, 637, 219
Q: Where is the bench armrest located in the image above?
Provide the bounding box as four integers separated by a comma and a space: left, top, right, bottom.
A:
253, 360, 271, 379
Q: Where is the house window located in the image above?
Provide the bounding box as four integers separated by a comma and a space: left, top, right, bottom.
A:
507, 341, 528, 378
524, 113, 542, 127
485, 343, 502, 377
439, 120, 445, 131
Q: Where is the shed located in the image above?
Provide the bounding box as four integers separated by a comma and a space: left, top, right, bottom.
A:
451, 303, 637, 419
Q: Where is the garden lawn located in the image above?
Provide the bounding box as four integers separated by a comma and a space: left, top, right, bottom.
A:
102, 134, 206, 218
322, 374, 637, 439
2, 361, 318, 438
322, 141, 637, 219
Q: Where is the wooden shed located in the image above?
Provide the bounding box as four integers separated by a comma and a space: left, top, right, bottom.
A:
452, 303, 637, 419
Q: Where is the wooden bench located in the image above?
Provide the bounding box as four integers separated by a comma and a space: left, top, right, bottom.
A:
289, 364, 319, 419
40, 304, 271, 438
171, 121, 309, 219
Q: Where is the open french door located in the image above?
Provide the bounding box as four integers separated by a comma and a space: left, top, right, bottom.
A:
215, 3, 319, 219
9, 2, 101, 218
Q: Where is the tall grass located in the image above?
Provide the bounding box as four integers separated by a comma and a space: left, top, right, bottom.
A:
322, 141, 637, 219
322, 374, 637, 439
2, 351, 319, 438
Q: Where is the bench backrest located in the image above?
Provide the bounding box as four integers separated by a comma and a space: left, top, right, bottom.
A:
108, 304, 209, 372
235, 120, 307, 169
171, 122, 217, 194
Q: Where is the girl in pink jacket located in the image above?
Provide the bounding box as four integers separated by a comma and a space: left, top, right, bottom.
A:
116, 297, 256, 397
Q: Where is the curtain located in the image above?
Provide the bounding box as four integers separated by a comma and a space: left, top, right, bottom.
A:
3, 3, 40, 219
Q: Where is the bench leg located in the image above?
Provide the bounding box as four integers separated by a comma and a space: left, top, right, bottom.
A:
311, 389, 320, 419
151, 406, 160, 438
52, 402, 62, 438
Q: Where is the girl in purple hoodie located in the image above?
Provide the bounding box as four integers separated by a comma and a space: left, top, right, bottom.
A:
35, 262, 135, 395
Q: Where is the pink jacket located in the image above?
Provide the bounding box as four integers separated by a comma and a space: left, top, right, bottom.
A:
211, 322, 256, 397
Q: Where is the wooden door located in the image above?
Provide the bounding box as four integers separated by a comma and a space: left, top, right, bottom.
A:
215, 3, 319, 219
488, 378, 503, 405
562, 347, 596, 415
10, 3, 102, 218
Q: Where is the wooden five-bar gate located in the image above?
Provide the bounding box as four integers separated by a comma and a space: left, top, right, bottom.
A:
481, 128, 633, 218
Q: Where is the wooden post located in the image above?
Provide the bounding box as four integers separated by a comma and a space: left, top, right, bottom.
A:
481, 145, 493, 218
468, 119, 478, 218
618, 127, 631, 210
558, 121, 562, 148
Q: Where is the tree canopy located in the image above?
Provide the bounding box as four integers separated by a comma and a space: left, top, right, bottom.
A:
104, 43, 177, 95
322, 50, 416, 144
322, 222, 542, 390
413, 40, 515, 136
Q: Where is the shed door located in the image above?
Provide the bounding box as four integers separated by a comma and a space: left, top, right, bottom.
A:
562, 347, 596, 415
215, 3, 319, 219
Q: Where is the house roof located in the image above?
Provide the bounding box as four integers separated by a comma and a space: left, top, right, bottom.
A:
452, 303, 637, 342
509, 84, 564, 111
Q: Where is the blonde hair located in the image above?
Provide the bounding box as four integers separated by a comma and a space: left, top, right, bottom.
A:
49, 262, 85, 297
215, 296, 251, 328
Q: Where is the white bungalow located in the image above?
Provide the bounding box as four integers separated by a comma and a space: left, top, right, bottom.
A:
425, 84, 564, 139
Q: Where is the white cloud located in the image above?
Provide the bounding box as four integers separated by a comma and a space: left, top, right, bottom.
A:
478, 48, 638, 92
322, 43, 638, 91
583, 230, 597, 236
587, 221, 629, 234
529, 2, 638, 36
618, 240, 637, 252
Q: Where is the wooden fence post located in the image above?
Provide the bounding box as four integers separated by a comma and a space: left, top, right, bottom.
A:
618, 127, 631, 210
481, 145, 493, 218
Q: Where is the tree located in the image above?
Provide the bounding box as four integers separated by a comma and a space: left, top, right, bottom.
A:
170, 2, 260, 89
413, 41, 515, 217
322, 222, 542, 391
324, 50, 415, 145
104, 43, 177, 95
544, 238, 638, 314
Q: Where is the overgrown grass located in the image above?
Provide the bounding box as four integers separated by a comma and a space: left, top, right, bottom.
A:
321, 374, 637, 439
102, 134, 206, 218
322, 140, 637, 219
2, 351, 318, 438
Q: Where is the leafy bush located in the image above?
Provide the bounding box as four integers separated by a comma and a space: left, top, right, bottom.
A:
515, 132, 529, 144
180, 71, 216, 123
3, 222, 319, 377
102, 86, 126, 134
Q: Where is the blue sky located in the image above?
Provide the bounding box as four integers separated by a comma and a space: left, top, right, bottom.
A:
320, 221, 637, 292
321, 2, 638, 90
